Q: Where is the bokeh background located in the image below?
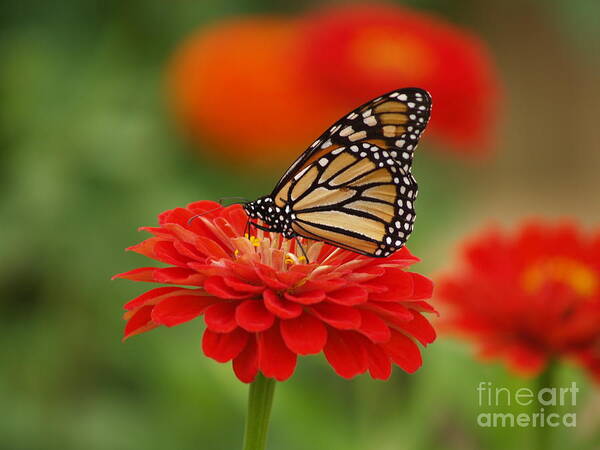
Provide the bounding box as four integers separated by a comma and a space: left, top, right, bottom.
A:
1, 1, 599, 449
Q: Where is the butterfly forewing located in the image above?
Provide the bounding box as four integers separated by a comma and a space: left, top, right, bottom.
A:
272, 87, 431, 198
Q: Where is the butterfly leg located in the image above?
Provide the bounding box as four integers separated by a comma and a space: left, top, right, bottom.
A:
294, 237, 310, 264
248, 221, 275, 233
244, 219, 251, 238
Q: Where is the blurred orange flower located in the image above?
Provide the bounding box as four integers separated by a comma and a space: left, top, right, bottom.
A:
168, 4, 501, 164
168, 17, 338, 165
436, 221, 600, 381
297, 4, 501, 156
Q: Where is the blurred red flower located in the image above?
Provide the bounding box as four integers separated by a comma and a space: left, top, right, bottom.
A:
168, 18, 339, 166
298, 4, 501, 156
114, 201, 436, 382
437, 221, 600, 381
167, 4, 501, 164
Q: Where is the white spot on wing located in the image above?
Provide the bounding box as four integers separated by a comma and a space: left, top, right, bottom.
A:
339, 126, 354, 137
364, 116, 377, 126
320, 139, 332, 149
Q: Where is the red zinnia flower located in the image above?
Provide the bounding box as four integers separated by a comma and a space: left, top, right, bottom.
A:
297, 3, 501, 156
436, 221, 600, 381
113, 201, 436, 382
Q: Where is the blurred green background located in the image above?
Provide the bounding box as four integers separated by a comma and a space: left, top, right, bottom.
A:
1, 1, 599, 449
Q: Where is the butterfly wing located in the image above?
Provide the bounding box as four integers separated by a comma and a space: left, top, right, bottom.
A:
271, 87, 431, 199
268, 88, 431, 256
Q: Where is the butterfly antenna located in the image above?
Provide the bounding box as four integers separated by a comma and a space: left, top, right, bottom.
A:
218, 196, 249, 205
187, 205, 226, 225
188, 198, 250, 225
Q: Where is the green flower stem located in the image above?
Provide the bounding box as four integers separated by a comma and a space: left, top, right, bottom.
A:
535, 361, 557, 450
242, 374, 276, 450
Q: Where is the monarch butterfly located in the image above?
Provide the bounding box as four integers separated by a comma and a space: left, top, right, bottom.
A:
243, 87, 432, 257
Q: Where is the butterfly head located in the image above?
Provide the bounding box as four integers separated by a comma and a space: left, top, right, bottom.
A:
244, 196, 292, 235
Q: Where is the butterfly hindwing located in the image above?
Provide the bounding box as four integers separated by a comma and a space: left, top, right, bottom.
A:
282, 142, 417, 257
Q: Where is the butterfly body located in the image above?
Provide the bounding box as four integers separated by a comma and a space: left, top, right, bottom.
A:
243, 196, 295, 238
243, 87, 432, 257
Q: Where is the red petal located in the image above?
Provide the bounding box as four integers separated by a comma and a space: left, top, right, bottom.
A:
151, 295, 218, 327
389, 246, 420, 265
393, 311, 436, 345
280, 314, 327, 355
204, 276, 253, 299
383, 330, 422, 373
225, 260, 262, 284
194, 236, 230, 259
233, 336, 259, 383
284, 289, 326, 305
213, 216, 238, 240
124, 286, 187, 310
236, 300, 276, 332
173, 240, 205, 262
153, 240, 191, 266
162, 222, 200, 245
357, 309, 391, 343
204, 302, 238, 332
127, 238, 161, 259
138, 226, 172, 239
327, 286, 369, 305
159, 207, 193, 226
410, 301, 439, 315
369, 269, 414, 301
258, 325, 297, 381
123, 305, 159, 340
112, 267, 156, 282
366, 302, 414, 323
310, 303, 361, 329
153, 267, 204, 285
223, 205, 248, 235
223, 276, 265, 294
263, 290, 303, 319
202, 328, 249, 362
276, 269, 309, 286
410, 273, 434, 299
363, 339, 392, 380
255, 265, 288, 290
323, 329, 368, 378
299, 278, 347, 293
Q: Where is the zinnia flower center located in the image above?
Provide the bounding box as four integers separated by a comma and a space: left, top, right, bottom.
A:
350, 29, 434, 79
233, 233, 316, 267
521, 257, 598, 297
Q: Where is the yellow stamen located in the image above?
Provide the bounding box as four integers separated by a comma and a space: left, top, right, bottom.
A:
521, 257, 598, 297
285, 253, 307, 265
